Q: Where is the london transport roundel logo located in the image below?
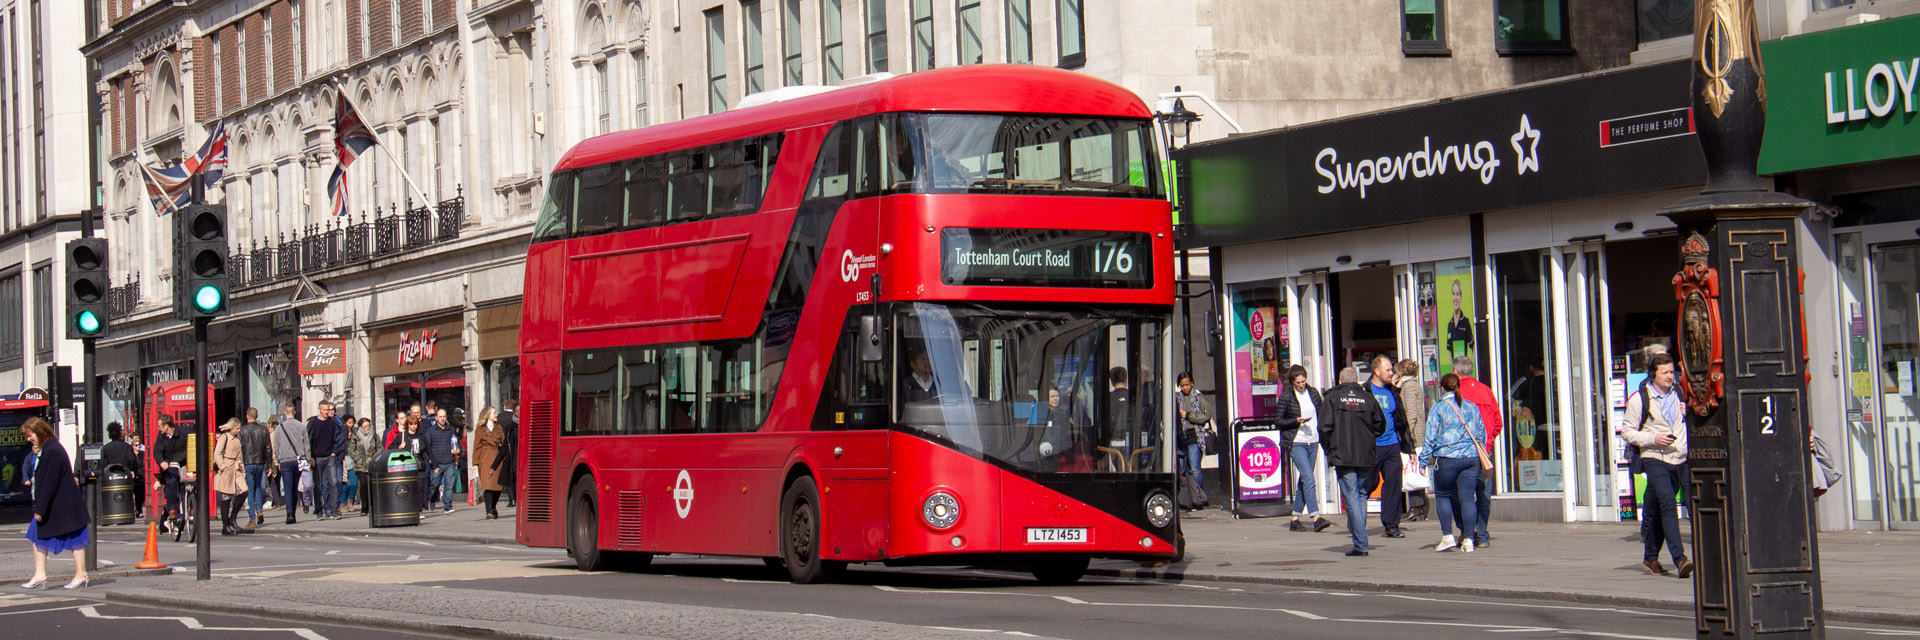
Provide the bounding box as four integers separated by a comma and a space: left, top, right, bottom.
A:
674, 470, 695, 519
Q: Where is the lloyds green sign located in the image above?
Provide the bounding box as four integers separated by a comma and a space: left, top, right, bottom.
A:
1758, 14, 1920, 175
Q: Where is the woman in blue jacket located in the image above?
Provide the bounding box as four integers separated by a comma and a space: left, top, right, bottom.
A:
1418, 374, 1487, 554
20, 417, 90, 589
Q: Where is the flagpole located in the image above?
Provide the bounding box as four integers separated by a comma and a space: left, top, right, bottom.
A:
332, 80, 435, 207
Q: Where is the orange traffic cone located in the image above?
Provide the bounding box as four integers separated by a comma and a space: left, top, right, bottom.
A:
134, 521, 168, 569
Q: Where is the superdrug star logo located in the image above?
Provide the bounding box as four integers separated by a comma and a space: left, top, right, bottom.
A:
1510, 115, 1542, 176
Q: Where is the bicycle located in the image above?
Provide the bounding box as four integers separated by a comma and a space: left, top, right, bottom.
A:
174, 470, 198, 544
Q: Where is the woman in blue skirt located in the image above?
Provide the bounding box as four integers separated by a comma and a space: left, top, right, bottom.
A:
21, 417, 90, 589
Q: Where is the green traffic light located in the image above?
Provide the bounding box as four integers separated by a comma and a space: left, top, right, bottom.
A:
74, 310, 101, 335
193, 284, 224, 312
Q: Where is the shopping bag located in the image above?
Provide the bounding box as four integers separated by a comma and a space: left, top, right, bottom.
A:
1401, 454, 1430, 492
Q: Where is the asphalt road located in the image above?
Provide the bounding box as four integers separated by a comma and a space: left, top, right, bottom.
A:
58, 529, 1920, 640
0, 594, 436, 640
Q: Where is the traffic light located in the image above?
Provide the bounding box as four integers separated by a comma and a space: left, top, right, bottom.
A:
65, 238, 109, 339
174, 203, 230, 319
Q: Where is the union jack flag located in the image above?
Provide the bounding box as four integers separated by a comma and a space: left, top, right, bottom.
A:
330, 93, 379, 216
139, 120, 228, 215
327, 166, 349, 218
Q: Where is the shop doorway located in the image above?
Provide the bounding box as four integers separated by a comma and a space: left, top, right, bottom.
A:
1332, 267, 1397, 373
1839, 231, 1920, 530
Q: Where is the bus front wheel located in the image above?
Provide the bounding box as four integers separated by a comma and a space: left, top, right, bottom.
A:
1031, 556, 1090, 585
568, 481, 611, 572
780, 476, 840, 584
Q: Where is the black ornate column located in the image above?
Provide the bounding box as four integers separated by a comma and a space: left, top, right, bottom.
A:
1659, 0, 1823, 638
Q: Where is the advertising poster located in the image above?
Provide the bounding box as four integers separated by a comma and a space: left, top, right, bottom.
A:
1249, 306, 1279, 391
1435, 259, 1476, 373
1236, 425, 1286, 501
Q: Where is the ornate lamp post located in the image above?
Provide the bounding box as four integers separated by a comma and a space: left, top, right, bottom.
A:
1659, 1, 1824, 637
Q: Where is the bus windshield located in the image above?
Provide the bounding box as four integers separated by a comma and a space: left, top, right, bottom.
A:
916, 114, 1162, 198
894, 302, 1170, 476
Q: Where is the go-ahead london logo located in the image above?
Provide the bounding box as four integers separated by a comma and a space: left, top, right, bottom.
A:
1315, 115, 1543, 199
841, 250, 877, 283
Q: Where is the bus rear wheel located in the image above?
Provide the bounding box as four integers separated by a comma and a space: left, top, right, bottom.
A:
568, 481, 611, 572
1030, 556, 1090, 585
780, 476, 839, 584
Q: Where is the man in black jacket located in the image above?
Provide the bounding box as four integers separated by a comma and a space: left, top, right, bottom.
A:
1320, 367, 1383, 556
1360, 354, 1416, 539
239, 408, 272, 527
308, 401, 345, 520
151, 414, 187, 532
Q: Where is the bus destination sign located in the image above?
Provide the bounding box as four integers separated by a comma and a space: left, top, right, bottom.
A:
940, 228, 1152, 289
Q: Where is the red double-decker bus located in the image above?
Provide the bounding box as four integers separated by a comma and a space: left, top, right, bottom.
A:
517, 65, 1177, 584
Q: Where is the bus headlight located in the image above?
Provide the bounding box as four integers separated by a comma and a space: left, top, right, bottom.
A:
1145, 492, 1175, 529
922, 492, 961, 530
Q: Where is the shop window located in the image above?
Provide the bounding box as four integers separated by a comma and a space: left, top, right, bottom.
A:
1495, 0, 1572, 55
1812, 0, 1853, 10
0, 271, 20, 367
1402, 0, 1448, 55
1634, 0, 1692, 46
1494, 251, 1561, 491
1055, 0, 1083, 68
1230, 281, 1287, 418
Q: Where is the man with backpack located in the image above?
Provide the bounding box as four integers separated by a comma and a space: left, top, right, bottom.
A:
1619, 352, 1692, 578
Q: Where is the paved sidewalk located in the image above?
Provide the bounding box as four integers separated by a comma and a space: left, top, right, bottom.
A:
1090, 507, 1920, 625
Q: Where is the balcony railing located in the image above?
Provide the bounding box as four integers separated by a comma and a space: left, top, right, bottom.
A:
231, 189, 466, 290
107, 275, 142, 319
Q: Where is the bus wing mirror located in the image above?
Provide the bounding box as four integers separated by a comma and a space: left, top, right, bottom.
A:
1204, 310, 1219, 358
859, 316, 884, 363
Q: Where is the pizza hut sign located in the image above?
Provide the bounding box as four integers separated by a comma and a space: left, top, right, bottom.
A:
398, 330, 439, 366
298, 338, 349, 375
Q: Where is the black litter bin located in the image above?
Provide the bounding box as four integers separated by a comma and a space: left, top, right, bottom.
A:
99, 465, 138, 526
369, 451, 422, 527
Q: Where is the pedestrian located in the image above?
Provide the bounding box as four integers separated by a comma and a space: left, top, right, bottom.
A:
1396, 359, 1430, 521
1419, 374, 1486, 553
350, 418, 379, 515
1274, 365, 1331, 533
262, 420, 282, 510
273, 403, 310, 525
1360, 354, 1415, 539
1320, 367, 1381, 556
500, 407, 519, 508
238, 408, 271, 528
1452, 356, 1502, 548
213, 418, 248, 536
20, 417, 91, 589
1172, 372, 1210, 499
1620, 352, 1693, 578
101, 422, 139, 482
474, 407, 508, 519
307, 400, 346, 520
151, 414, 186, 533
423, 407, 462, 512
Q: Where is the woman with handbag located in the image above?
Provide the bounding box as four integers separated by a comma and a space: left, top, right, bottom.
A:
1418, 373, 1490, 553
1173, 373, 1211, 509
213, 418, 248, 536
1274, 365, 1332, 532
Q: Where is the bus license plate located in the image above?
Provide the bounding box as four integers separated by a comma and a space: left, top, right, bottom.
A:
1026, 528, 1088, 543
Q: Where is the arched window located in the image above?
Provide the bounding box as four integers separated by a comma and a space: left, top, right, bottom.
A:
625, 0, 648, 37
153, 59, 183, 132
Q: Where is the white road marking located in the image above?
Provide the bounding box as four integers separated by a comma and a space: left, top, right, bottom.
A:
0, 604, 90, 616
79, 605, 331, 640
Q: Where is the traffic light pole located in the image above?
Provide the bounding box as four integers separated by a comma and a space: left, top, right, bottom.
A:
194, 316, 211, 580
84, 336, 97, 572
